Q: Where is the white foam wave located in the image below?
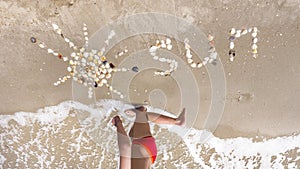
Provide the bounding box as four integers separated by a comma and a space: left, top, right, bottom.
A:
0, 100, 299, 168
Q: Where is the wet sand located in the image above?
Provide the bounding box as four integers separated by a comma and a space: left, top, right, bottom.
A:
0, 0, 300, 140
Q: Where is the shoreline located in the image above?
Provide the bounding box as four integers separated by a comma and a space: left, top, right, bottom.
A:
1, 0, 299, 140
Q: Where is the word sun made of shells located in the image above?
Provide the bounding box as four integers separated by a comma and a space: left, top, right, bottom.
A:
31, 23, 256, 99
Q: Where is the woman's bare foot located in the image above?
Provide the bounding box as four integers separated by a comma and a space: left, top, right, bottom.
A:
176, 108, 186, 126
112, 115, 122, 127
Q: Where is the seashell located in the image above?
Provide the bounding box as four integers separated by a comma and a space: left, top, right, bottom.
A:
63, 57, 68, 61
186, 50, 192, 58
185, 43, 190, 49
208, 47, 216, 53
204, 57, 210, 61
56, 29, 62, 35
78, 48, 85, 53
122, 68, 127, 72
166, 38, 171, 45
100, 64, 105, 69
101, 56, 106, 61
132, 66, 139, 72
107, 68, 113, 73
98, 81, 104, 87
252, 49, 258, 54
101, 79, 107, 84
54, 82, 58, 86
150, 52, 156, 56
170, 62, 175, 68
47, 49, 54, 54
109, 86, 113, 91
159, 58, 166, 62
253, 27, 258, 33
74, 55, 80, 61
39, 43, 45, 48
252, 37, 258, 44
118, 51, 124, 56
69, 42, 74, 48
52, 24, 59, 30
160, 40, 165, 45
84, 32, 88, 36
187, 58, 193, 64
64, 38, 70, 43
90, 62, 95, 67
241, 29, 248, 35
207, 34, 214, 41
149, 46, 158, 53
197, 63, 203, 68
69, 60, 75, 65
210, 52, 218, 59
174, 61, 178, 67
30, 37, 37, 43
156, 40, 160, 44
191, 63, 197, 68
161, 43, 167, 48
83, 27, 87, 31
203, 60, 208, 65
71, 52, 77, 58
106, 73, 112, 79
153, 56, 159, 60
120, 95, 124, 99
53, 52, 58, 56
251, 43, 258, 50
235, 31, 241, 38
252, 53, 257, 58
99, 74, 105, 79
94, 55, 100, 60
229, 28, 236, 35
105, 63, 110, 69
248, 28, 253, 33
154, 72, 160, 75
81, 58, 86, 63
167, 44, 172, 50
85, 37, 89, 41
229, 36, 235, 41
230, 42, 235, 49
230, 56, 234, 62
102, 69, 107, 74
251, 32, 257, 38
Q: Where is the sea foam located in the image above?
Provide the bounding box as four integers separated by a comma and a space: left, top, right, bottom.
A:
0, 100, 299, 168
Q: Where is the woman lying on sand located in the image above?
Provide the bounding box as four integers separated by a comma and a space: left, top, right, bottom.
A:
112, 106, 186, 169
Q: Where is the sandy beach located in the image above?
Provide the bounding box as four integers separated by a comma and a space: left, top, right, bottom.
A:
0, 0, 300, 168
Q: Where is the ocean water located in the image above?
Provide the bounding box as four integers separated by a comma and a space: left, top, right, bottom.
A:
0, 100, 299, 169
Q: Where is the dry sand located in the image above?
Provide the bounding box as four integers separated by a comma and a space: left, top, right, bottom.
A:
0, 0, 299, 141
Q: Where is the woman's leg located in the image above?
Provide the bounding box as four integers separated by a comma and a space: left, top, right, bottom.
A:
147, 108, 186, 126
125, 108, 186, 126
128, 107, 153, 169
112, 116, 131, 169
